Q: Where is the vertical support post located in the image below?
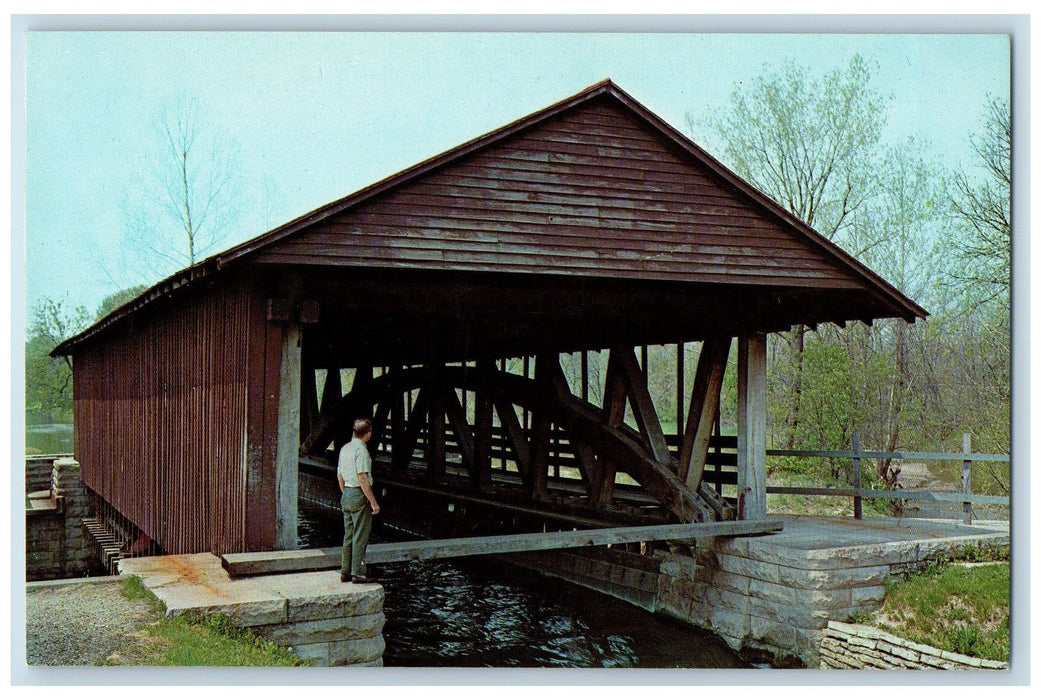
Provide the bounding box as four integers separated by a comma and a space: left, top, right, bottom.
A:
474, 380, 494, 490
581, 350, 589, 403
301, 366, 319, 441
274, 322, 301, 550
712, 408, 723, 494
676, 342, 685, 439
737, 333, 767, 521
390, 367, 406, 461
852, 430, 863, 520
962, 432, 973, 525
595, 350, 627, 504
498, 358, 507, 472
522, 355, 530, 432
427, 370, 446, 482
530, 355, 553, 499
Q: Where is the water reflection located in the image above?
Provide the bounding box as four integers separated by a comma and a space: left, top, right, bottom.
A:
25, 423, 74, 455
298, 501, 748, 669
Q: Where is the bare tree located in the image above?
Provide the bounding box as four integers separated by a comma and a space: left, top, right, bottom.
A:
849, 140, 944, 487
121, 95, 241, 282
946, 94, 1011, 308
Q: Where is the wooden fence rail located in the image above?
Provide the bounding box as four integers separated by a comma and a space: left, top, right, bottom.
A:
765, 431, 1009, 524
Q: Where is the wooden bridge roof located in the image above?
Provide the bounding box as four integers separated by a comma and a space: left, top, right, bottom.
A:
56, 80, 926, 359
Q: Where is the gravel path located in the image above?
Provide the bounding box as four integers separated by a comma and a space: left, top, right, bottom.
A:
25, 577, 158, 666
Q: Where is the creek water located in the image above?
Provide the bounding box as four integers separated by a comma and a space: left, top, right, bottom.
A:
25, 423, 74, 455
298, 501, 749, 669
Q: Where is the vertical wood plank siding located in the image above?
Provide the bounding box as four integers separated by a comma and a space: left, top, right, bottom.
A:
252, 99, 862, 290
73, 281, 252, 555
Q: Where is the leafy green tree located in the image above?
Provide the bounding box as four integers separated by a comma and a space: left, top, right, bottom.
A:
694, 54, 889, 245
25, 287, 148, 425
94, 284, 148, 321
695, 55, 891, 450
25, 297, 90, 424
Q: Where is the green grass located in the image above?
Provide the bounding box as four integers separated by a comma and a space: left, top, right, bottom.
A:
103, 576, 311, 667
866, 557, 1010, 662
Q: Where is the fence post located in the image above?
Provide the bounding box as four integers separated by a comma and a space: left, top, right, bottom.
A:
962, 432, 973, 525
852, 430, 863, 520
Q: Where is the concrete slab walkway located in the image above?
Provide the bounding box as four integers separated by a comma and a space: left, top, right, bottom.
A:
759, 515, 1009, 563
119, 553, 386, 666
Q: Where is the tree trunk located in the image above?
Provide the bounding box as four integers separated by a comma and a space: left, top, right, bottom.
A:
783, 325, 806, 450
879, 321, 907, 491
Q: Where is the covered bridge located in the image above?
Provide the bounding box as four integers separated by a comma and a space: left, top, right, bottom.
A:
53, 80, 926, 557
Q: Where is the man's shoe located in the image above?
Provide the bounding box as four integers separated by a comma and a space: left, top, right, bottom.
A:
351, 575, 378, 584
340, 573, 350, 583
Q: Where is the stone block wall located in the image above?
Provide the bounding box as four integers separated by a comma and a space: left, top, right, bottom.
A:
248, 588, 386, 667
656, 542, 890, 666
26, 454, 67, 494
654, 519, 1009, 668
26, 458, 96, 580
503, 545, 661, 612
820, 621, 1007, 670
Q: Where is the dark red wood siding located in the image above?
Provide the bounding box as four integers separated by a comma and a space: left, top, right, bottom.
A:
254, 98, 862, 290
73, 279, 255, 555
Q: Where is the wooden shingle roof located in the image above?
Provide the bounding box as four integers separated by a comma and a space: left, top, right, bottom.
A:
55, 79, 925, 356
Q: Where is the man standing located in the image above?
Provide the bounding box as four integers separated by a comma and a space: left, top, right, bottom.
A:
338, 418, 381, 584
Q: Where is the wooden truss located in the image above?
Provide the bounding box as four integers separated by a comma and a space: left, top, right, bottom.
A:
299, 343, 740, 524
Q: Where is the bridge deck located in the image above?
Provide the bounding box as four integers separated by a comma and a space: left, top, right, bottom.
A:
221, 519, 784, 577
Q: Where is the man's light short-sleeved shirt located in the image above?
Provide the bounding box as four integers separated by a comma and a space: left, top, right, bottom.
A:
338, 437, 373, 488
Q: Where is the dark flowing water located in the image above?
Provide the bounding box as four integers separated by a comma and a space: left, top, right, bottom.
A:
298, 502, 749, 669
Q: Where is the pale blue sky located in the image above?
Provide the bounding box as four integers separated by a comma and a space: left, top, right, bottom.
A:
21, 28, 1012, 317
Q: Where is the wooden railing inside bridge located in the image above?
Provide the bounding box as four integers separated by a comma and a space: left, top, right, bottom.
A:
306, 420, 1009, 527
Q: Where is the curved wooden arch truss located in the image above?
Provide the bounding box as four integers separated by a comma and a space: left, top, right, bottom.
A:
299, 342, 737, 525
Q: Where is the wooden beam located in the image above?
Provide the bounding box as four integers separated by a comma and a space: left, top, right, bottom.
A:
394, 386, 429, 470
581, 350, 589, 402
222, 519, 784, 576
572, 441, 601, 499
336, 366, 373, 451
442, 382, 476, 478
596, 350, 627, 504
427, 374, 447, 482
615, 346, 671, 467
273, 322, 301, 551
390, 368, 406, 460
473, 381, 494, 490
370, 394, 393, 453
675, 342, 685, 436
530, 411, 550, 498
529, 355, 560, 499
555, 389, 713, 523
301, 367, 319, 442
319, 367, 342, 415
494, 396, 532, 487
678, 336, 732, 489
244, 287, 273, 551
737, 334, 767, 521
